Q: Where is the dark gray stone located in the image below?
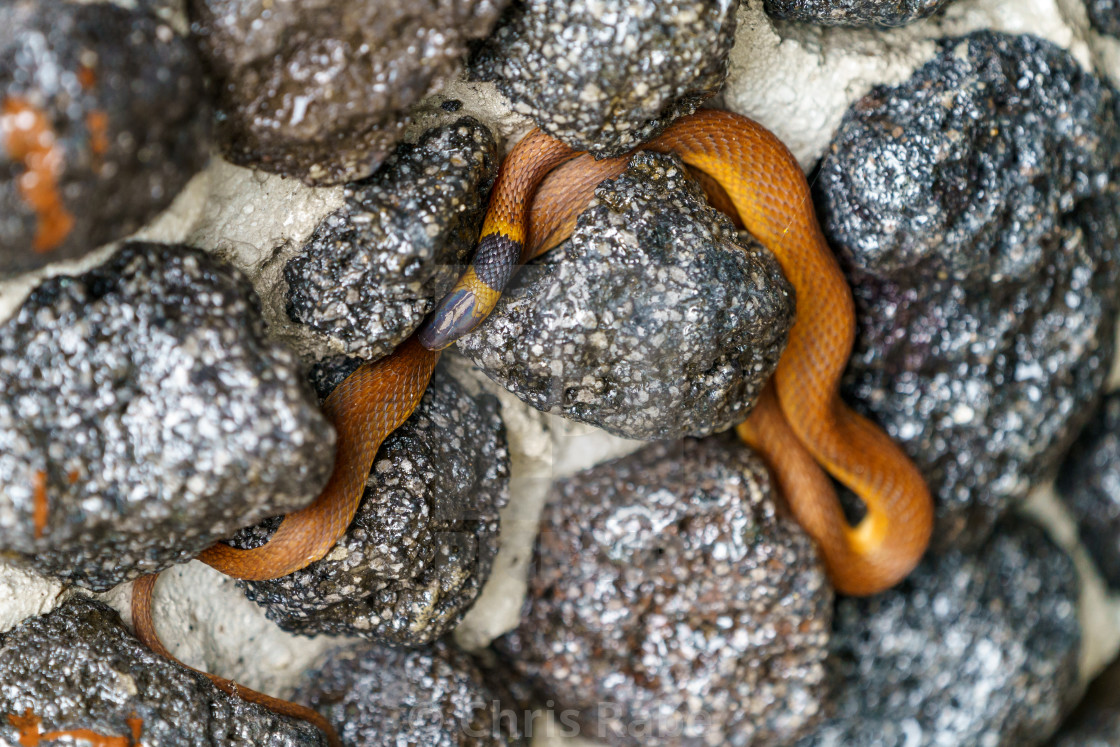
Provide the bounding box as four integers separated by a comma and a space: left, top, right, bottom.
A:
0, 597, 327, 746
456, 151, 794, 440
1049, 657, 1120, 747
285, 118, 498, 361
1057, 391, 1120, 589
764, 0, 956, 27
0, 0, 209, 275
1086, 0, 1120, 37
0, 242, 333, 591
819, 31, 1120, 550
1051, 711, 1120, 747
295, 639, 525, 747
497, 435, 831, 747
189, 0, 507, 185
233, 365, 509, 646
471, 0, 737, 157
799, 517, 1081, 747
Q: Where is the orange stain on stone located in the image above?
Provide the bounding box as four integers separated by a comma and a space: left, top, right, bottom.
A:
1, 97, 74, 253
7, 709, 142, 747
86, 110, 109, 157
31, 469, 48, 540
77, 65, 97, 91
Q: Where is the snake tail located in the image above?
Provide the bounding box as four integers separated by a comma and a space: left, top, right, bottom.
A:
130, 573, 342, 747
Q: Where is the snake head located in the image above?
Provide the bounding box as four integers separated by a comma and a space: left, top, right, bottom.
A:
418, 288, 485, 350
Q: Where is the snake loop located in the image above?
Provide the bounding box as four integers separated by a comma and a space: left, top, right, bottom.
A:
421, 108, 933, 594
132, 109, 934, 741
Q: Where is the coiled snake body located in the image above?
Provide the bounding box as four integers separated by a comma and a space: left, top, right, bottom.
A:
132, 109, 933, 742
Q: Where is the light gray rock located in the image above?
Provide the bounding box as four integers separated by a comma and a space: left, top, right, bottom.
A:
0, 243, 333, 590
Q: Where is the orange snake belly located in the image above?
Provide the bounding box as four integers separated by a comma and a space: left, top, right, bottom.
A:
131, 108, 934, 738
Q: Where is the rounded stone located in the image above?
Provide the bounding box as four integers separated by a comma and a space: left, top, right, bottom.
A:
1057, 392, 1120, 589
0, 597, 327, 745
819, 31, 1120, 550
472, 0, 737, 157
189, 0, 507, 185
798, 517, 1081, 747
763, 0, 957, 27
1050, 658, 1120, 747
294, 639, 525, 747
456, 151, 794, 441
0, 243, 334, 591
0, 0, 209, 274
1086, 0, 1120, 37
497, 435, 831, 746
285, 118, 498, 361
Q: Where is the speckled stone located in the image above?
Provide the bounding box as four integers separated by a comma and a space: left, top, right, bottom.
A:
819, 32, 1120, 550
295, 640, 525, 746
1057, 392, 1120, 589
0, 597, 327, 746
763, 0, 956, 26
0, 243, 333, 591
232, 363, 509, 646
798, 517, 1080, 747
456, 152, 793, 440
189, 0, 507, 185
0, 0, 209, 275
497, 436, 831, 747
285, 118, 498, 361
1086, 0, 1120, 37
472, 0, 737, 157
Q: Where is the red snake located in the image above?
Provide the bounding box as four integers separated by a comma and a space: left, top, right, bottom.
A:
131, 109, 934, 741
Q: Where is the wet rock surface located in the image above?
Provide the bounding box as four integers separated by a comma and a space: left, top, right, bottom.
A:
456, 152, 794, 440
233, 363, 509, 646
189, 0, 506, 185
799, 517, 1080, 747
497, 436, 831, 747
0, 0, 209, 275
819, 31, 1120, 550
0, 597, 327, 746
285, 118, 498, 361
295, 639, 524, 747
1086, 0, 1120, 37
763, 0, 956, 27
472, 0, 737, 157
1057, 392, 1120, 589
0, 242, 333, 591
